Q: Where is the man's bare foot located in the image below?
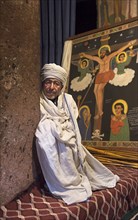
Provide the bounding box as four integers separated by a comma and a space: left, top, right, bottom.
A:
94, 114, 99, 120
99, 111, 103, 117
94, 112, 103, 120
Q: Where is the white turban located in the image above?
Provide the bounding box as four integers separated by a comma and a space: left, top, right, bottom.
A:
41, 63, 68, 86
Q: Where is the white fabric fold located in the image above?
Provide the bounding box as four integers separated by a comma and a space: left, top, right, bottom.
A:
35, 93, 120, 205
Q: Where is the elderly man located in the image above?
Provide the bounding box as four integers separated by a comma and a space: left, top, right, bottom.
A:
35, 63, 119, 205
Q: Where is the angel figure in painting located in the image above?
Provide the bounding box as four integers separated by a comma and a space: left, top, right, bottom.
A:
79, 39, 136, 120
109, 48, 137, 86
70, 58, 96, 92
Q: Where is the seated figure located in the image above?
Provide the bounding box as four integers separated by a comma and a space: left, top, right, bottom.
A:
35, 63, 120, 205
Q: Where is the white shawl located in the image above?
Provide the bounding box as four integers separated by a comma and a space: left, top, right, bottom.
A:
35, 93, 119, 205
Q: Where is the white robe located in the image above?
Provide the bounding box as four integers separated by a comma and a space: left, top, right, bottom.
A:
35, 92, 119, 205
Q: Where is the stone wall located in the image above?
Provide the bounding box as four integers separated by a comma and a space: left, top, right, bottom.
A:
0, 0, 41, 205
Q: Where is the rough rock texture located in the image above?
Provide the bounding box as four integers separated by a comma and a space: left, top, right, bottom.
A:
0, 0, 41, 205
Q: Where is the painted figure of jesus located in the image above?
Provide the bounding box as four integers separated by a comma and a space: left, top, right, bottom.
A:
80, 39, 136, 119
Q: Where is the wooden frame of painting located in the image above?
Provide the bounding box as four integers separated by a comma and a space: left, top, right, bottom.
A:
62, 17, 138, 157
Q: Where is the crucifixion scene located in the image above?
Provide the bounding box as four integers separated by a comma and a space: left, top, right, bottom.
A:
68, 21, 138, 141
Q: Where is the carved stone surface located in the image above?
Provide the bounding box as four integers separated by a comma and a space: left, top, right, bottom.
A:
0, 0, 40, 205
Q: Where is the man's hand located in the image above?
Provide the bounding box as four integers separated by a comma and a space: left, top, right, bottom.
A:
128, 39, 136, 47
79, 52, 86, 58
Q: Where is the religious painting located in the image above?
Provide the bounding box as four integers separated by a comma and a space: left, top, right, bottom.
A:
97, 0, 138, 28
62, 18, 138, 148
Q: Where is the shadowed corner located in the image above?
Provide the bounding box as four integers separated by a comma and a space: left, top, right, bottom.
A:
32, 135, 45, 189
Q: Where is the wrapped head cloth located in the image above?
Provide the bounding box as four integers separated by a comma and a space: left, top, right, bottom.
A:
41, 63, 68, 86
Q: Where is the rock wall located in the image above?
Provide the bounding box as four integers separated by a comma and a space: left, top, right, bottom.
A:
0, 0, 41, 205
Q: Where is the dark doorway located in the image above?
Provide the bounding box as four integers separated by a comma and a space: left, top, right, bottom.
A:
76, 0, 97, 35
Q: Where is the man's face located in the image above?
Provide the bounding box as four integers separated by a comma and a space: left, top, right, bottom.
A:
100, 50, 106, 58
82, 61, 87, 68
115, 105, 123, 114
42, 78, 63, 100
119, 54, 125, 62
